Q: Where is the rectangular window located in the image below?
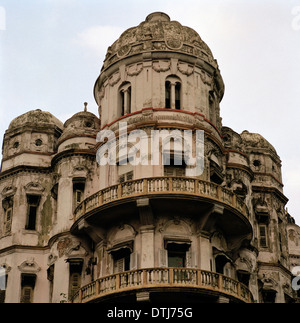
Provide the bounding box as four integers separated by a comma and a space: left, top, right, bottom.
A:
167, 243, 190, 268
73, 180, 85, 210
25, 195, 40, 231
259, 225, 268, 248
68, 260, 83, 299
0, 269, 7, 304
21, 274, 36, 303
2, 197, 13, 235
112, 249, 131, 274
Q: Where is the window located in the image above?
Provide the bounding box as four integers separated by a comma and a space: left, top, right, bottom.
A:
68, 259, 83, 299
119, 83, 132, 116
0, 267, 7, 304
21, 274, 36, 303
165, 81, 171, 108
25, 195, 40, 231
259, 225, 268, 248
2, 197, 13, 235
159, 242, 193, 268
112, 249, 131, 273
164, 155, 186, 177
237, 270, 251, 287
47, 265, 54, 303
35, 139, 43, 147
111, 247, 137, 274
119, 171, 133, 183
175, 82, 181, 110
165, 76, 181, 110
73, 179, 85, 210
118, 158, 134, 183
261, 289, 277, 303
215, 255, 230, 275
167, 243, 187, 268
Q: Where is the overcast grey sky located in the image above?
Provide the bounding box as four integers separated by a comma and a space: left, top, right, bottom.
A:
0, 0, 299, 222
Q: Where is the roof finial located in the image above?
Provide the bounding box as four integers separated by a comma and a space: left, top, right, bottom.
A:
84, 102, 88, 112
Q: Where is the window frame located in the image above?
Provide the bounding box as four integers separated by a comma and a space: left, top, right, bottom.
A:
25, 195, 41, 231
259, 224, 269, 249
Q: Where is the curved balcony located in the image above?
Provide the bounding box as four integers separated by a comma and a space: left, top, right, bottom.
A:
72, 267, 254, 303
73, 177, 249, 221
72, 177, 250, 236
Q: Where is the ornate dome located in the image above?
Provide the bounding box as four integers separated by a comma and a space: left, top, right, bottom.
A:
8, 109, 64, 131
241, 130, 277, 154
59, 104, 100, 142
102, 12, 216, 71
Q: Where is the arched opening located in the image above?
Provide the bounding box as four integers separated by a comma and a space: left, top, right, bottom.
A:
175, 82, 181, 110
165, 76, 182, 110
119, 82, 132, 117
165, 81, 171, 108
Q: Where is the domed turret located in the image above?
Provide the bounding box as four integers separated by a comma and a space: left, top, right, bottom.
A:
241, 130, 277, 154
8, 109, 63, 132
57, 103, 100, 153
101, 11, 216, 71
1, 109, 63, 171
94, 12, 224, 130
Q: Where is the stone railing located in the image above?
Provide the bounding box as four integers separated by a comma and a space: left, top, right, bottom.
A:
72, 268, 253, 303
74, 177, 248, 222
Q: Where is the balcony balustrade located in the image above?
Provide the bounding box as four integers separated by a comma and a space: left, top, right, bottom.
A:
73, 177, 248, 223
72, 267, 254, 303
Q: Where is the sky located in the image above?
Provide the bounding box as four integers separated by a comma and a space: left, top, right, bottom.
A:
0, 0, 299, 223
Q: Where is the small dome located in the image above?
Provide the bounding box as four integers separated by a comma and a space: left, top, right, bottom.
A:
102, 12, 215, 70
8, 109, 63, 131
241, 130, 277, 154
59, 106, 100, 143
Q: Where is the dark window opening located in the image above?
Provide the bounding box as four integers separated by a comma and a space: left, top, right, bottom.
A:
261, 289, 276, 303
175, 82, 181, 110
164, 155, 186, 177
73, 180, 85, 210
21, 274, 36, 303
215, 255, 230, 275
68, 259, 83, 299
25, 195, 40, 231
165, 81, 171, 108
0, 270, 7, 304
259, 225, 268, 248
120, 90, 125, 116
210, 160, 224, 185
119, 83, 132, 116
112, 248, 131, 273
2, 197, 13, 234
167, 243, 190, 268
237, 271, 250, 287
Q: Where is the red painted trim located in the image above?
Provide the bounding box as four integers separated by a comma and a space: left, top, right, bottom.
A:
101, 108, 222, 137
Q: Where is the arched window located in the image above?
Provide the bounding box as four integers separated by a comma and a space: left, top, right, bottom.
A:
165, 76, 181, 110
175, 82, 181, 110
165, 81, 171, 108
119, 82, 132, 117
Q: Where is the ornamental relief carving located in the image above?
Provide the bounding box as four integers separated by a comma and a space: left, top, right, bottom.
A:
126, 63, 143, 77
18, 258, 41, 274
152, 60, 171, 73
108, 71, 121, 87
177, 62, 194, 76
1, 185, 17, 197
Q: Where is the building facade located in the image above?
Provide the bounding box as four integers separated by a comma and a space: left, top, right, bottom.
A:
0, 12, 298, 303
